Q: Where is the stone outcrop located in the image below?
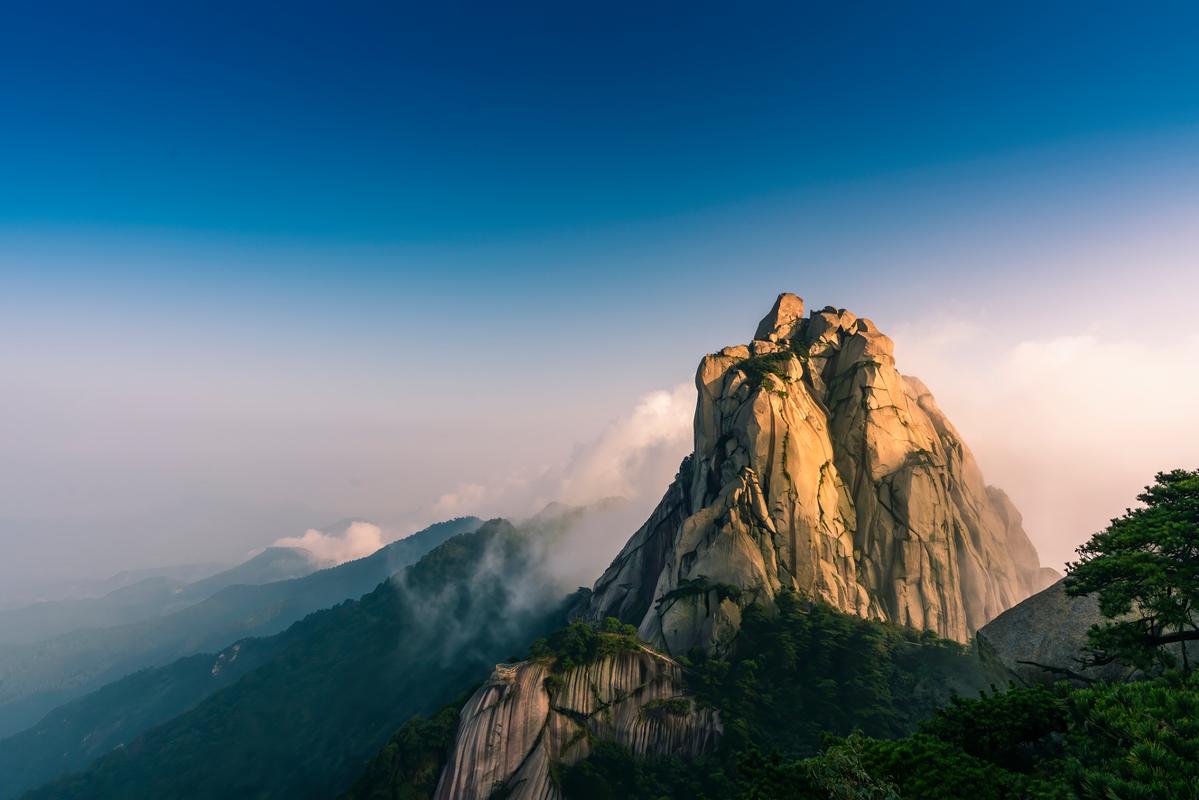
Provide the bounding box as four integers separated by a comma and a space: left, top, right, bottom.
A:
433, 649, 719, 800
977, 579, 1121, 685
978, 578, 1188, 685
590, 293, 1054, 652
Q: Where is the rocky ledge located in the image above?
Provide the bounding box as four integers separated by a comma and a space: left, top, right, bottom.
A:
433, 648, 719, 800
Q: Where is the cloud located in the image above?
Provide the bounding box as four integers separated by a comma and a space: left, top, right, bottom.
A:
894, 320, 1199, 570
427, 383, 694, 523
556, 383, 693, 507
272, 520, 385, 567
390, 501, 656, 668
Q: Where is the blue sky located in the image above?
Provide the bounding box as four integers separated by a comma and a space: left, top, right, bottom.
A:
4, 2, 1198, 238
2, 2, 1198, 590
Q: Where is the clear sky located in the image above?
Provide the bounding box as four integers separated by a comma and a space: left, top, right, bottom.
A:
2, 2, 1198, 595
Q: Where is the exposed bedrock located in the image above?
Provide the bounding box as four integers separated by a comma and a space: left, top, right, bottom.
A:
590, 293, 1055, 651
433, 649, 719, 800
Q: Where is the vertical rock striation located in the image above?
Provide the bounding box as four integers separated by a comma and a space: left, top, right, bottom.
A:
590, 293, 1054, 652
433, 649, 719, 800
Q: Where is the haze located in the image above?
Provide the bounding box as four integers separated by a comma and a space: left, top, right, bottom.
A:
2, 3, 1197, 601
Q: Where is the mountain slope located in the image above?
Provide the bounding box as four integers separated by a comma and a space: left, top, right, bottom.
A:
0, 547, 314, 646
0, 518, 479, 741
432, 637, 720, 800
0, 641, 285, 800
356, 293, 1053, 798
346, 593, 1015, 800
589, 293, 1053, 653
19, 519, 574, 800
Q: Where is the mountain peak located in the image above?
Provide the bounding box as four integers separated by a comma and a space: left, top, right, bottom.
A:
590, 294, 1052, 653
752, 291, 805, 341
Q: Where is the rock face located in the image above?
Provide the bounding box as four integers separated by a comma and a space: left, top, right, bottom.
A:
590, 294, 1054, 651
977, 579, 1122, 685
433, 649, 719, 800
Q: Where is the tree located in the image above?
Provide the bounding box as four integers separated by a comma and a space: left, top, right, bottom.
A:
1066, 469, 1199, 671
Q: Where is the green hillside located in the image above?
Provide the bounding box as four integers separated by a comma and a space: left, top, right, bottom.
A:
22, 520, 574, 799
0, 517, 479, 797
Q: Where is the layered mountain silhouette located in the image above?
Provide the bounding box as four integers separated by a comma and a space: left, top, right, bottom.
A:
6, 295, 1063, 800
0, 546, 314, 647
0, 517, 480, 771
11, 514, 592, 800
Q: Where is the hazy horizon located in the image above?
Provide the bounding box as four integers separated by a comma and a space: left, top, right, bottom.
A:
3, 3, 1198, 600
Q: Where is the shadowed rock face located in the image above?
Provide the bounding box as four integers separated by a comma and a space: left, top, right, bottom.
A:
977, 578, 1188, 685
590, 293, 1055, 652
977, 579, 1123, 685
433, 649, 719, 800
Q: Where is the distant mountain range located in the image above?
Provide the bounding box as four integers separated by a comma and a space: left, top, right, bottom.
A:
1, 294, 1091, 800
11, 517, 577, 799
0, 546, 314, 646
0, 517, 480, 742
0, 561, 227, 612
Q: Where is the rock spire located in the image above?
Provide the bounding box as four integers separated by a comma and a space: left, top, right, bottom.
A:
589, 293, 1053, 651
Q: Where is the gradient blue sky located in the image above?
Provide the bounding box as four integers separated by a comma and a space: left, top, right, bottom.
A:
2, 2, 1198, 593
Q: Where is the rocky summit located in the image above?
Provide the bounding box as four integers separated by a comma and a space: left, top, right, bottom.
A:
588, 293, 1055, 653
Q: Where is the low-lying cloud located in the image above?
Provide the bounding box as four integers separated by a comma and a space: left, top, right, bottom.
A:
272, 520, 385, 567
429, 383, 693, 524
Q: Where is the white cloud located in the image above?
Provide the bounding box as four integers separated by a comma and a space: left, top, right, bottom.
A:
421, 383, 694, 527
556, 383, 693, 507
272, 520, 385, 567
895, 320, 1199, 571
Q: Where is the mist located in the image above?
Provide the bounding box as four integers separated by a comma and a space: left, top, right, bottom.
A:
422, 383, 693, 552
895, 319, 1199, 570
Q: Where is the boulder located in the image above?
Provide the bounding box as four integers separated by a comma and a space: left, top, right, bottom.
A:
433, 649, 719, 800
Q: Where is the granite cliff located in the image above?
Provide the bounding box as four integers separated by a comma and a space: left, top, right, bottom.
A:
433, 648, 719, 800
422, 294, 1054, 800
589, 293, 1054, 652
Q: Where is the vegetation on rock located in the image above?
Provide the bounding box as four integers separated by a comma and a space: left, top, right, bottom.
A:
339, 698, 467, 800
561, 667, 1199, 799
1066, 468, 1199, 671
561, 470, 1199, 799
527, 617, 641, 674
656, 576, 743, 611
735, 350, 798, 389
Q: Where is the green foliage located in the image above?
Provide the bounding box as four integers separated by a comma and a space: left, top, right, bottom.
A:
918, 685, 1067, 772
734, 738, 900, 800
842, 670, 1199, 800
0, 517, 484, 800
845, 732, 1067, 800
657, 576, 742, 611
1064, 670, 1199, 799
676, 454, 695, 489
573, 668, 1199, 799
736, 351, 798, 390
25, 521, 573, 800
0, 516, 481, 749
559, 593, 1006, 799
555, 742, 733, 800
790, 738, 900, 800
527, 617, 640, 674
1066, 468, 1199, 671
641, 697, 692, 721
339, 699, 466, 800
685, 592, 990, 757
